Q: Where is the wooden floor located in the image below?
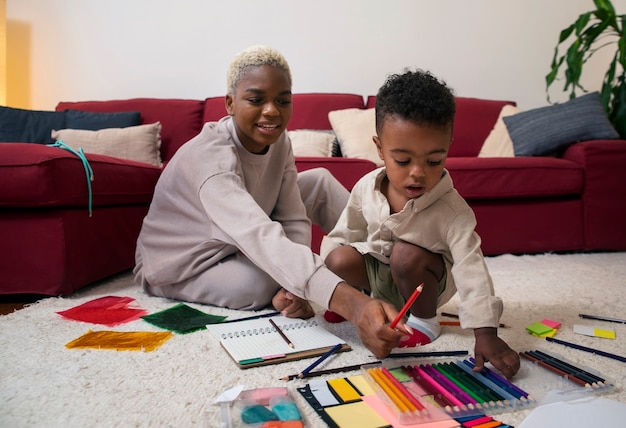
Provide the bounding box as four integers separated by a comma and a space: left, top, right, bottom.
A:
0, 303, 28, 315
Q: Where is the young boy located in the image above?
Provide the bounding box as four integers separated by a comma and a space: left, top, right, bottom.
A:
134, 46, 409, 359
321, 69, 520, 378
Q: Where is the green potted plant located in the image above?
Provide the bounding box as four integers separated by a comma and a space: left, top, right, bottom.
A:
546, 0, 625, 138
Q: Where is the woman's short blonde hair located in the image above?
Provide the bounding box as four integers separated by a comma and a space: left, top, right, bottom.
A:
226, 45, 292, 95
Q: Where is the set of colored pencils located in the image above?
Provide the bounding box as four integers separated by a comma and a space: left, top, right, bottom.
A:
400, 360, 532, 414
519, 350, 608, 388
366, 366, 426, 418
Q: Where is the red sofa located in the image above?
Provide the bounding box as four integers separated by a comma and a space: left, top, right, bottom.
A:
1, 94, 625, 297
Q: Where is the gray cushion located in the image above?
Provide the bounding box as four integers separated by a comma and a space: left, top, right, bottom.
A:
0, 106, 66, 145
64, 110, 141, 130
503, 92, 619, 156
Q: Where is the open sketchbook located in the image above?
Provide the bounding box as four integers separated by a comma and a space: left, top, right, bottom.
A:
206, 315, 351, 369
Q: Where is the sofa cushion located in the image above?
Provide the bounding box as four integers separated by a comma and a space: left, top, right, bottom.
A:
328, 108, 382, 166
366, 96, 515, 158
64, 110, 141, 130
0, 106, 66, 145
288, 130, 335, 157
478, 105, 522, 157
503, 92, 620, 156
0, 143, 161, 208
56, 99, 205, 162
446, 157, 583, 200
52, 122, 163, 166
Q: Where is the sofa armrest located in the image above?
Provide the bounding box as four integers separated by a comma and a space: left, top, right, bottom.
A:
562, 139, 626, 250
295, 157, 377, 191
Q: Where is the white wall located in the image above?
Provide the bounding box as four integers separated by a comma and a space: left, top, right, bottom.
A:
7, 0, 625, 111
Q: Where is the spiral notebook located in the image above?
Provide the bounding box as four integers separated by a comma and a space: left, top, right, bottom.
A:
205, 315, 351, 369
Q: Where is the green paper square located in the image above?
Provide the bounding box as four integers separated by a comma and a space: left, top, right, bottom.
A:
525, 321, 553, 335
142, 303, 227, 334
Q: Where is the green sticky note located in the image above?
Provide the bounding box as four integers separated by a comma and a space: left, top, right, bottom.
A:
525, 321, 554, 335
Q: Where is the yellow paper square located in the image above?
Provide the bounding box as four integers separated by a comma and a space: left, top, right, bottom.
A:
65, 330, 173, 352
324, 401, 389, 428
346, 375, 376, 396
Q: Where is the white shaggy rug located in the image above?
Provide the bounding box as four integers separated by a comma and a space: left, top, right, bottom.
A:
1, 252, 625, 427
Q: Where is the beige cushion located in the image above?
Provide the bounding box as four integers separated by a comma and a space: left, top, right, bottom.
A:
52, 122, 162, 166
287, 130, 334, 157
478, 105, 522, 158
328, 108, 382, 166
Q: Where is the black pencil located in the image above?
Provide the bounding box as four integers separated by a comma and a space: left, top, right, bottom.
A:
440, 312, 509, 329
546, 337, 626, 363
280, 362, 370, 381
579, 313, 626, 324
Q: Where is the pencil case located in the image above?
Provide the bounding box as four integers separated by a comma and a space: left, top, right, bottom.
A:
230, 387, 304, 428
516, 348, 615, 404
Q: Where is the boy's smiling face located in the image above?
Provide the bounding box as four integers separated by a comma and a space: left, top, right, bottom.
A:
225, 65, 293, 154
374, 116, 451, 211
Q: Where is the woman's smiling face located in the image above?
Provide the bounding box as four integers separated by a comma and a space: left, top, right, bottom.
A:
225, 65, 293, 154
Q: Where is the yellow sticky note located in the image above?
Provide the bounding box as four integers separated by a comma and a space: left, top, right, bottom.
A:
324, 401, 389, 428
594, 328, 616, 339
347, 375, 376, 396
532, 328, 557, 338
328, 378, 361, 403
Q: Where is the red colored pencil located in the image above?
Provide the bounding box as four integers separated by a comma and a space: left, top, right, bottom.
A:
390, 283, 424, 329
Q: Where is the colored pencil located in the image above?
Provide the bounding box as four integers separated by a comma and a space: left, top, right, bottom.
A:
221, 311, 280, 323
520, 351, 590, 388
579, 313, 626, 324
387, 350, 469, 359
402, 366, 451, 409
422, 364, 477, 408
368, 367, 412, 412
463, 359, 529, 401
297, 343, 342, 378
546, 337, 626, 363
447, 362, 504, 402
433, 363, 486, 405
281, 362, 371, 381
380, 366, 425, 411
532, 350, 605, 385
390, 283, 423, 329
268, 318, 294, 348
413, 364, 466, 409
440, 312, 509, 328
526, 350, 599, 388
456, 360, 518, 403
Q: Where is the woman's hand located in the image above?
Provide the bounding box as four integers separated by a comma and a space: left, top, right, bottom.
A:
272, 288, 315, 319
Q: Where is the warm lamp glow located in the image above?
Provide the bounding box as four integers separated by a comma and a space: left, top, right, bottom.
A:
0, 0, 5, 105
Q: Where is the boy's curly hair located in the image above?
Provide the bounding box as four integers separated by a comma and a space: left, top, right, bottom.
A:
375, 69, 455, 134
226, 45, 292, 95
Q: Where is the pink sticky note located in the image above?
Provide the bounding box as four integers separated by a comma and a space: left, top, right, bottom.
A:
541, 319, 561, 329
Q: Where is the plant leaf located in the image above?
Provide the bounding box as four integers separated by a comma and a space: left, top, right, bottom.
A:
594, 0, 615, 15
609, 78, 626, 138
